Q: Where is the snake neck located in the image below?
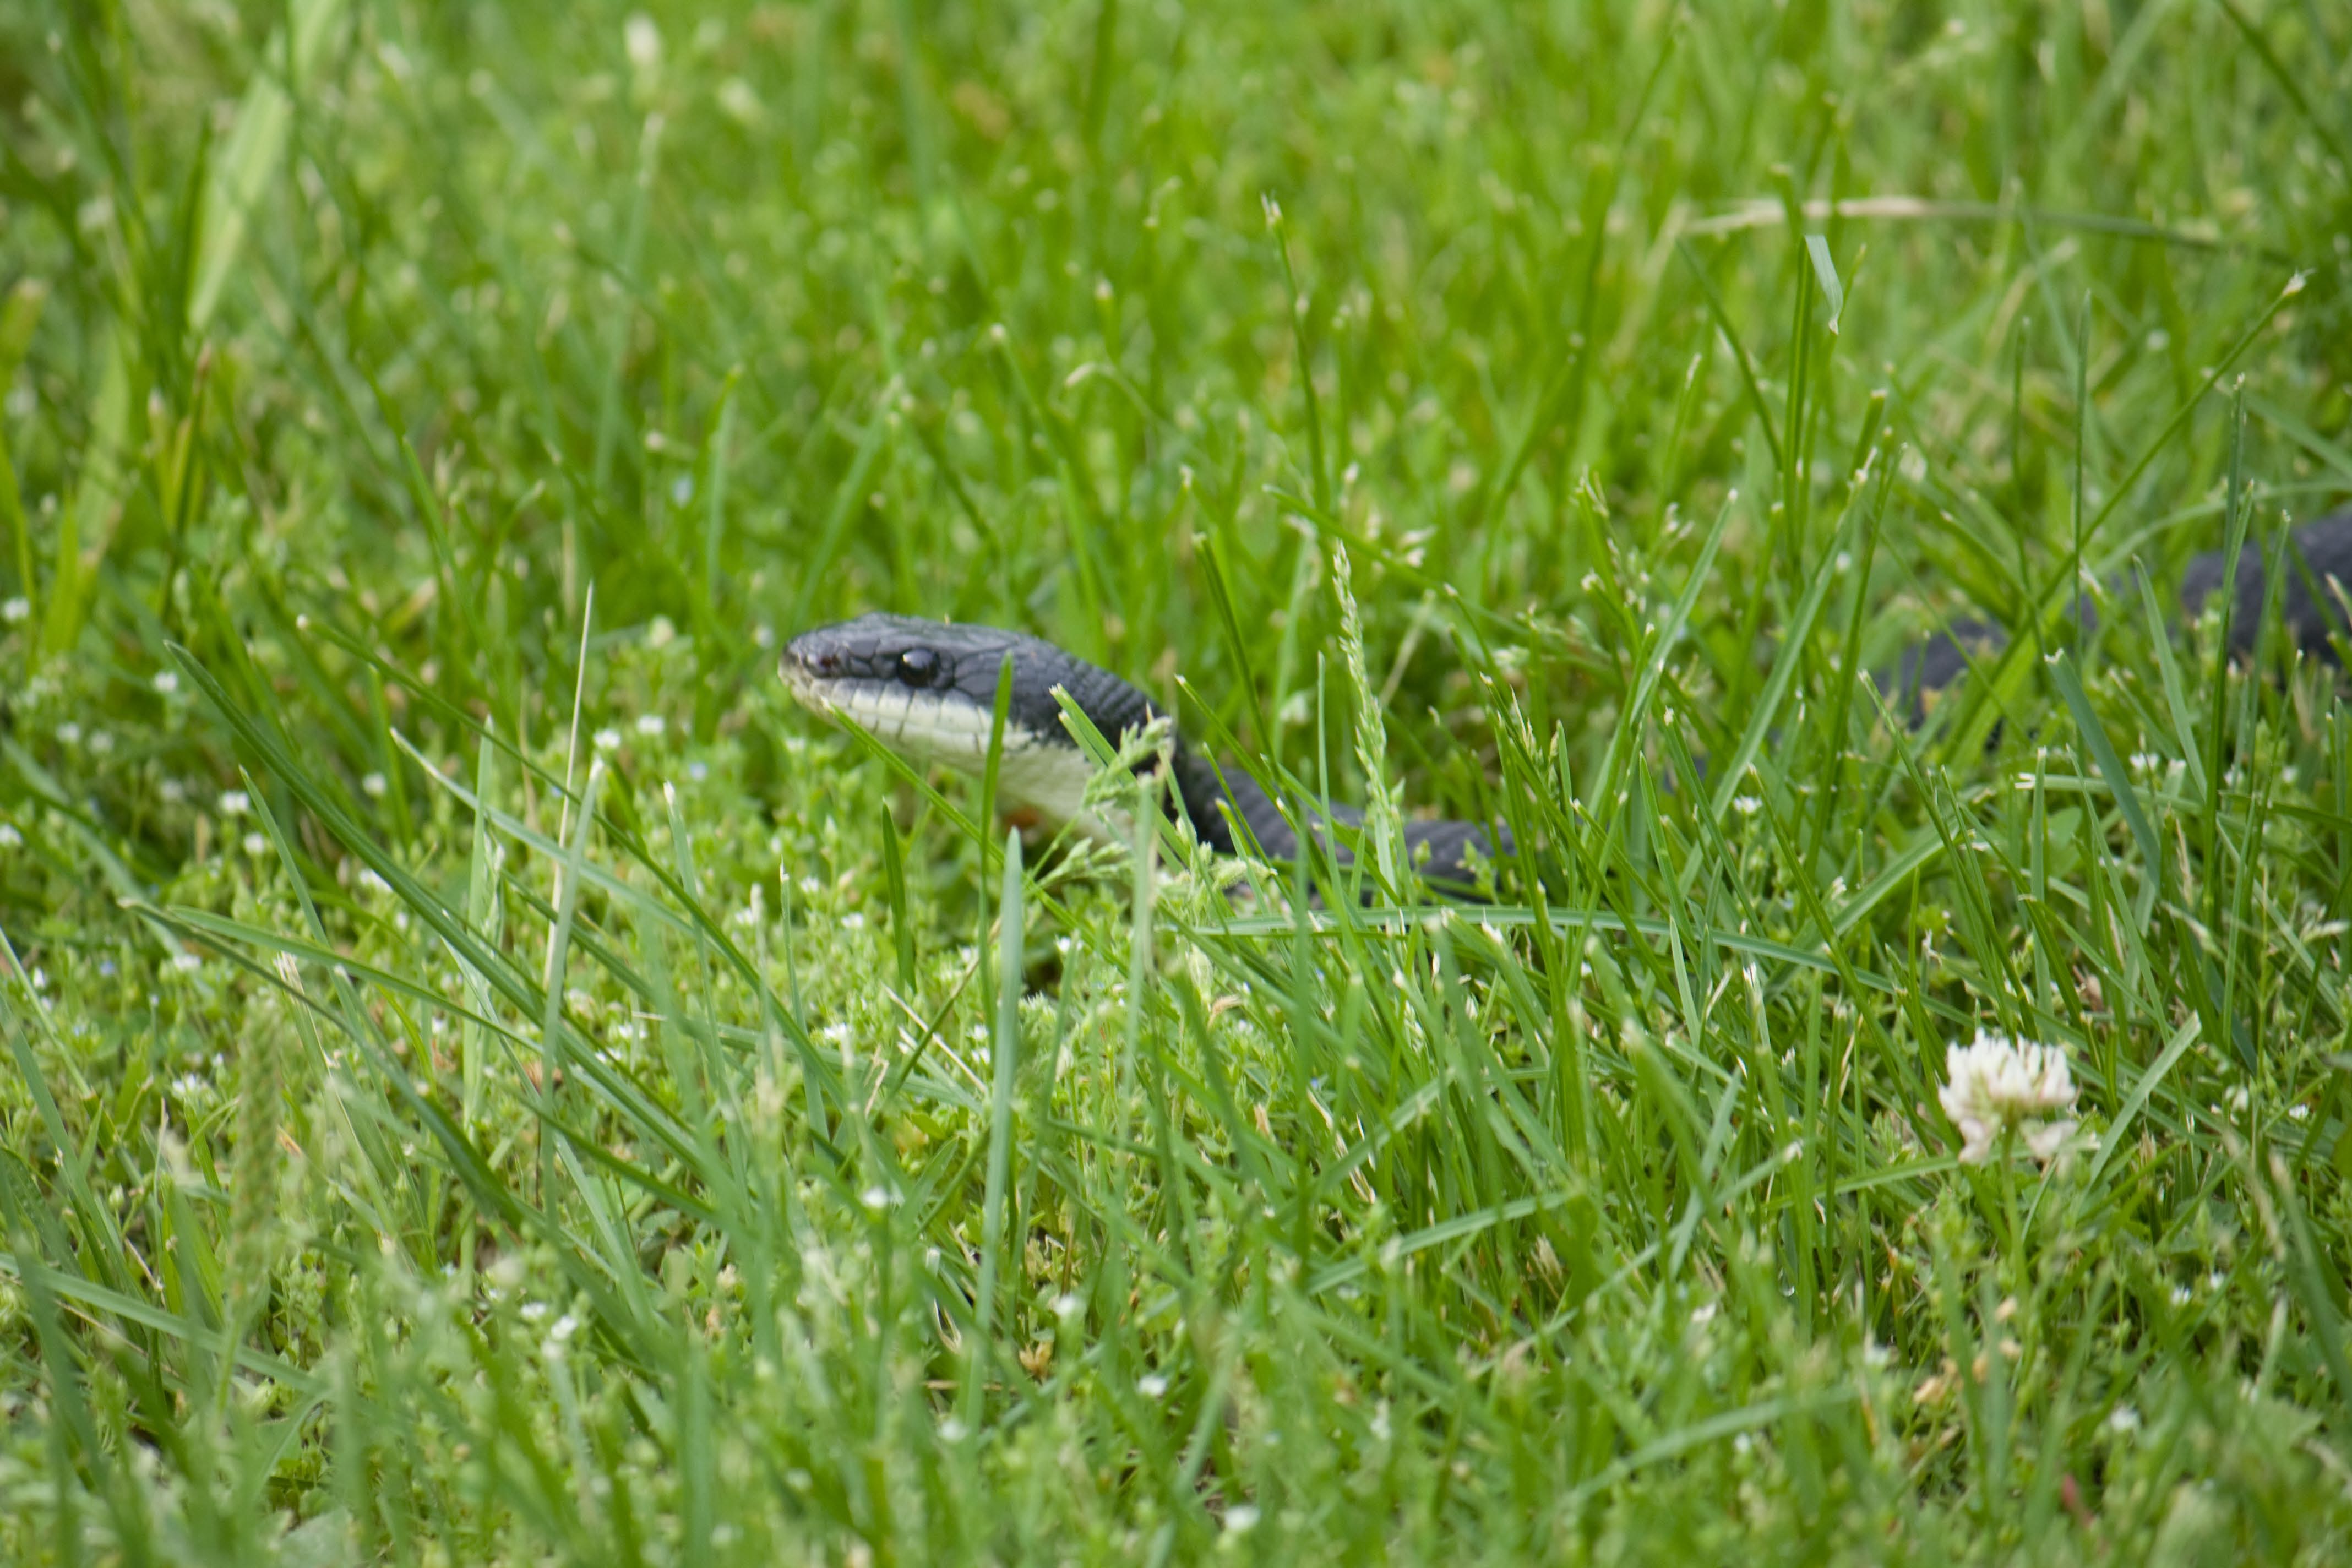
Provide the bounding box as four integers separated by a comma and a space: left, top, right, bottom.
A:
1169, 746, 1296, 861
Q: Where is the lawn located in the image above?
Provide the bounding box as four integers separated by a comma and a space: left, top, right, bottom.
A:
3, 0, 2351, 1561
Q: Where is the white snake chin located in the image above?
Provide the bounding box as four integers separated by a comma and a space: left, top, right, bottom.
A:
785, 676, 1130, 846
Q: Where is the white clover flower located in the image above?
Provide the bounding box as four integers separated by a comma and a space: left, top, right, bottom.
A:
1937, 1029, 2078, 1164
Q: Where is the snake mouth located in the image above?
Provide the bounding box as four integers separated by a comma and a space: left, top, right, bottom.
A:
776, 651, 836, 716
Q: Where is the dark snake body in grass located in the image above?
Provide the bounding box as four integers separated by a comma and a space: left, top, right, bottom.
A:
785, 509, 2352, 894
781, 612, 1509, 891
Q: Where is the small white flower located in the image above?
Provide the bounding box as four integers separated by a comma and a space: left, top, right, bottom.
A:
1732, 794, 1762, 816
1137, 1373, 1169, 1399
362, 771, 388, 798
1, 597, 28, 623
1937, 1030, 2078, 1164
242, 832, 270, 856
0, 824, 19, 848
160, 779, 187, 803
860, 1185, 891, 1212
1223, 1505, 1261, 1534
624, 13, 661, 70
2106, 1404, 2141, 1434
1053, 1293, 1085, 1320
635, 712, 665, 737
55, 721, 81, 745
153, 671, 179, 695
593, 727, 622, 752
218, 790, 251, 815
2170, 1284, 2193, 1306
170, 952, 203, 973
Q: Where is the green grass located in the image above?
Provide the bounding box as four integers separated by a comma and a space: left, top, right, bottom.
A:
3, 0, 2352, 1560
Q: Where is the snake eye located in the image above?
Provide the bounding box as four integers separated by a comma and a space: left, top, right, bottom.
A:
895, 648, 941, 688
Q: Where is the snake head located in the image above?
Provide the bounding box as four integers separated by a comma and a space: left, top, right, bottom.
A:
781, 614, 1061, 732
781, 613, 1174, 841
783, 613, 1166, 839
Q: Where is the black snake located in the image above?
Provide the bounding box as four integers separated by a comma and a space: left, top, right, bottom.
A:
784, 508, 2352, 892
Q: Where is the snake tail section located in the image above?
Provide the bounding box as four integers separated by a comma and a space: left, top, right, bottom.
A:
1892, 506, 2352, 720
